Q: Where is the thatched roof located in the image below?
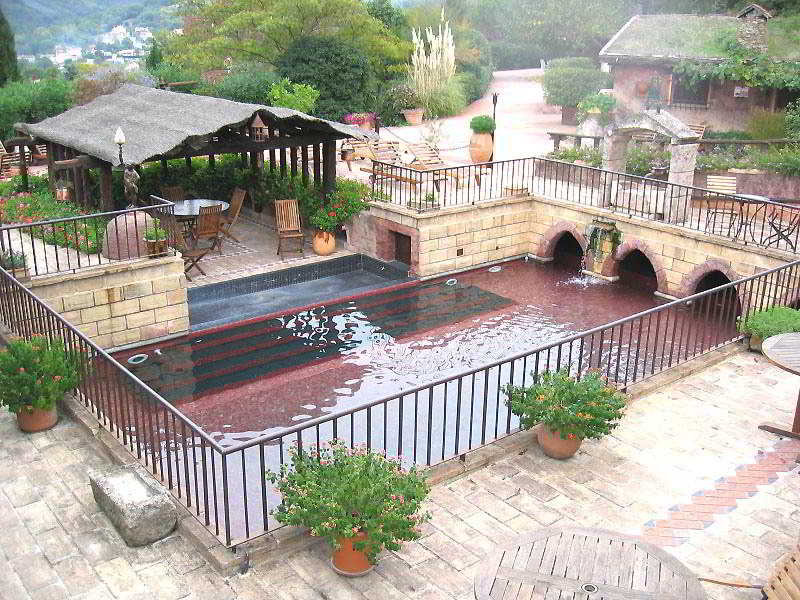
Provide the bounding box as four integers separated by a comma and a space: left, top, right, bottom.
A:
16, 84, 369, 167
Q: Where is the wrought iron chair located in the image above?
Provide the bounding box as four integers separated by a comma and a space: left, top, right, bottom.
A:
275, 199, 304, 255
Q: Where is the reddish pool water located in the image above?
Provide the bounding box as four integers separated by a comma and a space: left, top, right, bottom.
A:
116, 259, 686, 447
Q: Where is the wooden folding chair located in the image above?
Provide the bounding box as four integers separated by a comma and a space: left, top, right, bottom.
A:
221, 188, 246, 242
160, 185, 188, 203
195, 205, 224, 254
274, 199, 304, 255
163, 214, 212, 281
688, 123, 707, 138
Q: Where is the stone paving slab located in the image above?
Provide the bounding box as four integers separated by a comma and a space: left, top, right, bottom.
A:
0, 349, 798, 599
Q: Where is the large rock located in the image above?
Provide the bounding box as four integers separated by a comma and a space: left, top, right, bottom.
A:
102, 212, 154, 260
90, 465, 177, 547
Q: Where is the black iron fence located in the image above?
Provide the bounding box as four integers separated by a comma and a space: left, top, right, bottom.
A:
0, 198, 176, 277
371, 157, 800, 253
4, 256, 796, 546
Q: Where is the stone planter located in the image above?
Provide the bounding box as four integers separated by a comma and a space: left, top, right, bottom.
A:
312, 230, 336, 256
561, 106, 578, 126
537, 426, 582, 459
469, 132, 494, 164
17, 406, 58, 433
331, 532, 373, 577
402, 108, 425, 126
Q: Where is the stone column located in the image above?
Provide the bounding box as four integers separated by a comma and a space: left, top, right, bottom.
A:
665, 142, 698, 224
601, 132, 630, 207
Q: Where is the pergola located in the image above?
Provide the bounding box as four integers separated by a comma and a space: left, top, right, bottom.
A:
9, 84, 370, 210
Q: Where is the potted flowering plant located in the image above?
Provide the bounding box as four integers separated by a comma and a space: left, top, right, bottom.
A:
143, 219, 168, 257
0, 249, 30, 281
309, 182, 370, 256
504, 370, 626, 459
267, 440, 430, 576
343, 112, 377, 131
0, 336, 81, 432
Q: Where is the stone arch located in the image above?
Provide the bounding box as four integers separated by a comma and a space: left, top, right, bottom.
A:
537, 220, 589, 260
599, 238, 669, 295
678, 259, 740, 298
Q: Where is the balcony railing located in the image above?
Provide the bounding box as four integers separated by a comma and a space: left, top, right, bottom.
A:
0, 198, 176, 278
370, 157, 800, 254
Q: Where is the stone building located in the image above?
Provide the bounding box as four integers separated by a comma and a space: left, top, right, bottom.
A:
599, 3, 800, 132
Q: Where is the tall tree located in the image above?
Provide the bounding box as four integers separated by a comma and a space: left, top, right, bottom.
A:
0, 6, 19, 85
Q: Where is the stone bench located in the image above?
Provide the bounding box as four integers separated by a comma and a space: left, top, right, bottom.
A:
90, 465, 178, 547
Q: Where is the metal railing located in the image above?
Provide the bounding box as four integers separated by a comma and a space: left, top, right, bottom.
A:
2, 255, 798, 547
0, 198, 176, 277
371, 156, 800, 253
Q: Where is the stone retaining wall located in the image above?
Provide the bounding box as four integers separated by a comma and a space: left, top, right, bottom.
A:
30, 255, 189, 349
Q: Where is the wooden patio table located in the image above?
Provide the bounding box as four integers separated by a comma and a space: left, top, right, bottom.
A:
474, 527, 707, 600
759, 333, 800, 440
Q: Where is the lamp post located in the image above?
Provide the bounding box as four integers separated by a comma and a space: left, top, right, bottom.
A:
491, 93, 499, 161
114, 127, 126, 166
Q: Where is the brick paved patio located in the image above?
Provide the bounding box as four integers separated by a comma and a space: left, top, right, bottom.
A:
0, 348, 798, 599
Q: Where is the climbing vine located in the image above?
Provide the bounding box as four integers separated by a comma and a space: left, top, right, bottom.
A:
674, 32, 800, 90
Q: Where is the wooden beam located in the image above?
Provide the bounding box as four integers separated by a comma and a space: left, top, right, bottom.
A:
99, 162, 114, 212
268, 126, 277, 173
301, 145, 309, 185
290, 146, 298, 178
313, 144, 321, 188
51, 156, 102, 171
46, 142, 55, 197
19, 144, 28, 192
4, 136, 37, 151
322, 141, 336, 197
161, 157, 168, 176
185, 156, 192, 172
208, 154, 215, 169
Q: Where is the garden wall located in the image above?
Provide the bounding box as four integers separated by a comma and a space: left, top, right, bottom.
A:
693, 170, 800, 203
30, 256, 189, 349
348, 198, 533, 277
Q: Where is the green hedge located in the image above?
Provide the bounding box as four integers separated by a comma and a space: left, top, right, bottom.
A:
739, 306, 800, 339
0, 78, 74, 141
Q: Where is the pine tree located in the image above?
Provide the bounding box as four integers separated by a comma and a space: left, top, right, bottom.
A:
0, 7, 19, 86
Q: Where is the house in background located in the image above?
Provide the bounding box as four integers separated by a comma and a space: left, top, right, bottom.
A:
599, 3, 800, 132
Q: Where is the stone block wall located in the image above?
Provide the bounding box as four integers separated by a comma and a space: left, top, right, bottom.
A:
30, 255, 189, 349
349, 198, 533, 277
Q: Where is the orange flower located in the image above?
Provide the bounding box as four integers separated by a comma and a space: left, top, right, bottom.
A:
567, 433, 576, 440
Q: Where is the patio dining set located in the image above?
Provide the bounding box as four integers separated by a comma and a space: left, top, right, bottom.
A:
151, 186, 246, 280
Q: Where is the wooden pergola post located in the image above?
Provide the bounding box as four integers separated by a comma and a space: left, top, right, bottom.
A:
322, 141, 336, 198
99, 162, 114, 212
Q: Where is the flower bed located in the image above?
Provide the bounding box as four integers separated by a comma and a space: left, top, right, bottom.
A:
0, 176, 106, 255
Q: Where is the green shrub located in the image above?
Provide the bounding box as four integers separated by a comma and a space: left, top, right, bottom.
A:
492, 40, 541, 70
625, 146, 671, 177
310, 179, 370, 232
197, 64, 277, 105
548, 147, 602, 167
786, 100, 800, 140
469, 115, 496, 134
746, 108, 787, 140
148, 62, 201, 90
738, 306, 800, 339
428, 75, 468, 119
696, 151, 748, 172
453, 28, 493, 104
548, 57, 595, 70
542, 65, 610, 107
577, 93, 617, 126
267, 78, 320, 114
503, 370, 626, 441
376, 82, 419, 125
0, 336, 82, 415
0, 78, 74, 140
750, 145, 800, 176
276, 36, 375, 121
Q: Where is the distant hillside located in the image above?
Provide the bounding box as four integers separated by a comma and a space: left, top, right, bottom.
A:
0, 0, 178, 54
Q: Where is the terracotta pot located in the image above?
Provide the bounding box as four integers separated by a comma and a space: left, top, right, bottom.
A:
402, 108, 425, 125
145, 238, 168, 258
331, 532, 373, 577
537, 426, 582, 459
357, 121, 374, 132
312, 230, 336, 256
56, 188, 72, 202
749, 335, 763, 353
17, 406, 58, 433
341, 149, 355, 162
561, 105, 578, 126
469, 132, 494, 164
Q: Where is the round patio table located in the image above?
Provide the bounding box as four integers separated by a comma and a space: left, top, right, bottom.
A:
171, 198, 230, 217
474, 527, 707, 600
759, 333, 800, 439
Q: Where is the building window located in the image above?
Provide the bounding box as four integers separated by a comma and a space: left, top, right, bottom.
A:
670, 76, 710, 107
